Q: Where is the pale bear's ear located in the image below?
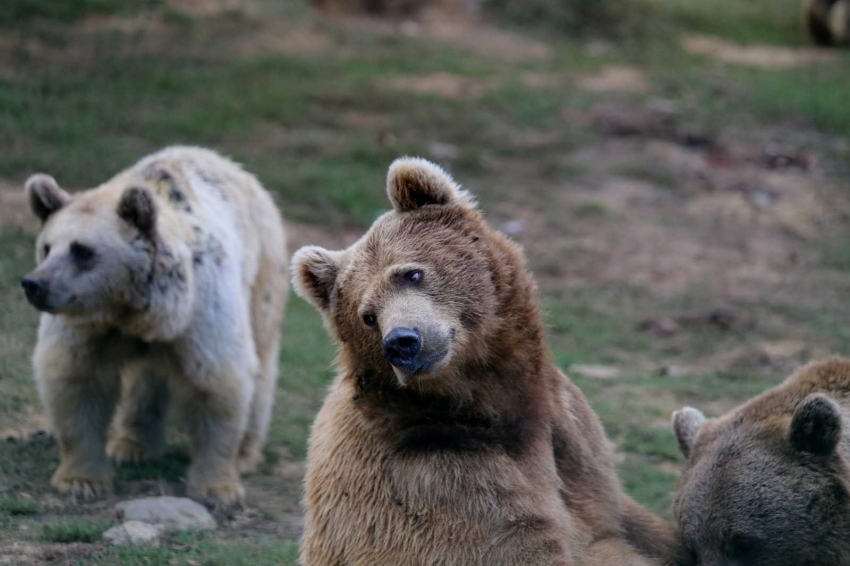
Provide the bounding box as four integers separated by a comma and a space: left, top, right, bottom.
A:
672, 407, 707, 458
25, 174, 71, 222
117, 186, 158, 235
291, 246, 341, 312
386, 157, 473, 213
790, 393, 842, 455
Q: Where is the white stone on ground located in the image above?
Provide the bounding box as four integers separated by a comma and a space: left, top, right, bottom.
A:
102, 521, 164, 547
115, 496, 217, 531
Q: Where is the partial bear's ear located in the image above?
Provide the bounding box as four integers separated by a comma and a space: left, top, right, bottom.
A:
118, 186, 158, 235
292, 246, 342, 312
386, 157, 472, 213
672, 407, 707, 458
26, 174, 71, 222
790, 394, 842, 456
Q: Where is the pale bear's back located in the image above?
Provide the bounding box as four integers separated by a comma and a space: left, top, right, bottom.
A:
124, 146, 286, 295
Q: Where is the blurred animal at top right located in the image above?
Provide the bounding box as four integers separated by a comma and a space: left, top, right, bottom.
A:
671, 358, 850, 566
806, 0, 850, 46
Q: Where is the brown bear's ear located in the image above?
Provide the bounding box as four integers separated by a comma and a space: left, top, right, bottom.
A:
291, 246, 342, 312
672, 407, 706, 458
386, 157, 473, 213
790, 394, 842, 456
117, 186, 158, 235
25, 174, 71, 222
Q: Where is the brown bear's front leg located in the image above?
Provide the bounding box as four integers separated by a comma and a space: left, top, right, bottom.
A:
34, 323, 119, 498
177, 365, 251, 507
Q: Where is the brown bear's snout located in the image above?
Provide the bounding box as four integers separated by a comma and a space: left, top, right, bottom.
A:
382, 327, 422, 371
21, 275, 50, 311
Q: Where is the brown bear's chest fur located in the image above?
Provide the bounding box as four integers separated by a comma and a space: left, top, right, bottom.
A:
302, 376, 587, 566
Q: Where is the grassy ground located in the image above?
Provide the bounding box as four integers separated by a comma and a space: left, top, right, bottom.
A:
1, 0, 849, 563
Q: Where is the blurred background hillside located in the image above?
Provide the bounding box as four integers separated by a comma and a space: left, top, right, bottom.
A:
0, 0, 848, 563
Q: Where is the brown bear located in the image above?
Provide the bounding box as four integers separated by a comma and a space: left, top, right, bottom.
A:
292, 157, 683, 565
22, 146, 288, 506
672, 358, 850, 566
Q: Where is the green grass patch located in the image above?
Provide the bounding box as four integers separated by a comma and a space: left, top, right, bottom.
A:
0, 496, 41, 517
40, 520, 113, 543
619, 456, 680, 518
98, 531, 300, 565
615, 163, 680, 190
640, 0, 805, 45
0, 0, 159, 26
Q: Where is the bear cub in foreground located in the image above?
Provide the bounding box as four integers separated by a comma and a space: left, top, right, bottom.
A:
293, 158, 682, 565
672, 358, 850, 566
22, 147, 288, 505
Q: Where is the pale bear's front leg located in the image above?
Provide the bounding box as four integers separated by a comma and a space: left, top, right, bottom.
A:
177, 364, 252, 506
173, 317, 256, 507
34, 318, 120, 498
107, 360, 169, 464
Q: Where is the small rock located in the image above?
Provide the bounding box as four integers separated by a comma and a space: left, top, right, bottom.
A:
103, 521, 163, 547
116, 497, 216, 531
569, 364, 621, 380
748, 188, 777, 210
658, 365, 686, 377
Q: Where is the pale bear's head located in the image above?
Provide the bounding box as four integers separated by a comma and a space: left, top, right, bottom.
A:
292, 158, 525, 391
22, 173, 158, 321
671, 393, 850, 566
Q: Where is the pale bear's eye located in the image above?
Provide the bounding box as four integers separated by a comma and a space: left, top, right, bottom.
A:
43, 244, 51, 258
362, 313, 378, 328
69, 241, 97, 268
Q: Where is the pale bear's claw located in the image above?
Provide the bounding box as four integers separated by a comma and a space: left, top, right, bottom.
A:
51, 473, 110, 499
191, 480, 246, 508
106, 436, 149, 465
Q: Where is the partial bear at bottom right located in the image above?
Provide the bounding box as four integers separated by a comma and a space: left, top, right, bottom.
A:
672, 358, 850, 566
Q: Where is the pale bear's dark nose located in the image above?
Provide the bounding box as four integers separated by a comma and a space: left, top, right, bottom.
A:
382, 327, 422, 370
21, 276, 48, 310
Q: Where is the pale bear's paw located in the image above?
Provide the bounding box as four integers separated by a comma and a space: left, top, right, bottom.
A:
191, 480, 246, 508
51, 472, 111, 499
106, 436, 150, 465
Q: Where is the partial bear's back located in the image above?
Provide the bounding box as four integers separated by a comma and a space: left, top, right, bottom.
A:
737, 357, 850, 457
127, 146, 287, 291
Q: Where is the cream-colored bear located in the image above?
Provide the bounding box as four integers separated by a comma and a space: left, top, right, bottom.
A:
22, 147, 288, 506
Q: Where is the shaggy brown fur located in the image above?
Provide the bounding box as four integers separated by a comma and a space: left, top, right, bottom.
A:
293, 158, 683, 566
672, 358, 850, 566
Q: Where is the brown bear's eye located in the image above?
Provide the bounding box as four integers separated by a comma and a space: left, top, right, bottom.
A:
402, 269, 423, 286
362, 313, 377, 328
70, 242, 96, 267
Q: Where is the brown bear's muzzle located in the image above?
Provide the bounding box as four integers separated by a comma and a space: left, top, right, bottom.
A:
382, 327, 423, 371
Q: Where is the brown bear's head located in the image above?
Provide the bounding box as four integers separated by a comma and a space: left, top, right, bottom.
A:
22, 173, 159, 320
671, 394, 850, 566
292, 157, 540, 393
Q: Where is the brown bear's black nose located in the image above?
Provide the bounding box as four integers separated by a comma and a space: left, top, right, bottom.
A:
21, 276, 48, 309
382, 327, 422, 370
